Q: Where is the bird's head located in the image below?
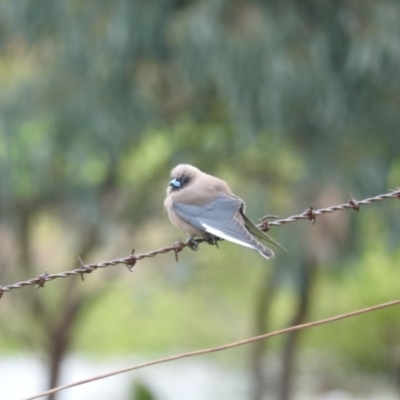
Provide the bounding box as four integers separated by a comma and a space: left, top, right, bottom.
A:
167, 164, 201, 192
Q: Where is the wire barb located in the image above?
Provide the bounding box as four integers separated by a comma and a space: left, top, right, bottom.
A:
348, 193, 360, 212
35, 272, 49, 289
1, 188, 399, 298
305, 205, 316, 225
125, 250, 137, 272
172, 240, 186, 261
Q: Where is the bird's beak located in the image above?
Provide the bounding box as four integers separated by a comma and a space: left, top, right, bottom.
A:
169, 178, 181, 188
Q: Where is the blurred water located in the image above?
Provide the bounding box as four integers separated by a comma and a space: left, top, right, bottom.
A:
1, 354, 398, 400
0, 354, 247, 400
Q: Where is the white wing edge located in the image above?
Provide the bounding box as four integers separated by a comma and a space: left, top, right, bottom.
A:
202, 223, 256, 250
257, 250, 273, 260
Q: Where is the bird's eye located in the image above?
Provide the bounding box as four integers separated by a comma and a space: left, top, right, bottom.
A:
183, 177, 190, 184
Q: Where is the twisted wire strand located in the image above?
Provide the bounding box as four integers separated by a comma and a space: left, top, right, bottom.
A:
1, 189, 399, 298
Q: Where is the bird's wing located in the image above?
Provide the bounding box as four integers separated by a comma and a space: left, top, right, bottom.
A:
172, 196, 262, 250
241, 212, 286, 251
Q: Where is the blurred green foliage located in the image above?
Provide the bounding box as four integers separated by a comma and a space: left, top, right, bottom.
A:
131, 380, 155, 400
0, 0, 400, 396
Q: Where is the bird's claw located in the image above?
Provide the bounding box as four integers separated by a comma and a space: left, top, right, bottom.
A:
188, 238, 199, 251
204, 234, 220, 248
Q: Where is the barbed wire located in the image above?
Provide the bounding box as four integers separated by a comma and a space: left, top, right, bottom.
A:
262, 188, 400, 227
1, 188, 399, 299
22, 297, 400, 400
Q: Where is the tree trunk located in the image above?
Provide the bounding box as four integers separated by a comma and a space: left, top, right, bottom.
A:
250, 266, 278, 400
278, 260, 316, 400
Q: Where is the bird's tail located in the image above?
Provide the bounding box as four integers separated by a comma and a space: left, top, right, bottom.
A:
254, 240, 275, 259
241, 212, 286, 252
202, 217, 275, 260
245, 228, 275, 259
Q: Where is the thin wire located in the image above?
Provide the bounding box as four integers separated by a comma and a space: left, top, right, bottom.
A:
22, 297, 400, 400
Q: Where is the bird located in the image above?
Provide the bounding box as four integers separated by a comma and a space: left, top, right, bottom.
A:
164, 164, 283, 259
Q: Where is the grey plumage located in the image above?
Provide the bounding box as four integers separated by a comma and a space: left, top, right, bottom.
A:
164, 164, 283, 260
